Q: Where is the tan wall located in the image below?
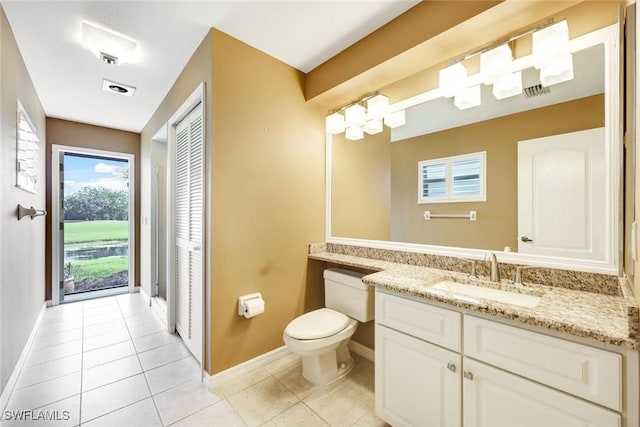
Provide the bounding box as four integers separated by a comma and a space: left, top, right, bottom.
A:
140, 31, 213, 310
45, 119, 141, 300
210, 30, 325, 373
332, 129, 391, 240
0, 5, 47, 393
140, 31, 214, 369
389, 95, 604, 250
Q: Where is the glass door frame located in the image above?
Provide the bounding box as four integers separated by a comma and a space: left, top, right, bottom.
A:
51, 144, 135, 305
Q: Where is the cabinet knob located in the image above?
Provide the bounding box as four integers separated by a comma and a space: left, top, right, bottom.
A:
463, 371, 474, 381
447, 363, 456, 373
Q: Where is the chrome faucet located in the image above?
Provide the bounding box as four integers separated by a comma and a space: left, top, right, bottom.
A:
513, 265, 536, 286
487, 252, 500, 283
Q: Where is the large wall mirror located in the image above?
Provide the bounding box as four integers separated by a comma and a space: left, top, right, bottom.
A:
327, 24, 621, 275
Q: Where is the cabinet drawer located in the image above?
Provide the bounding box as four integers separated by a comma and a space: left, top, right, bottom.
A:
464, 315, 622, 411
463, 357, 620, 427
376, 290, 461, 352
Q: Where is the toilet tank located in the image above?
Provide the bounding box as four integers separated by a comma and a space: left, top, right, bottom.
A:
323, 268, 374, 322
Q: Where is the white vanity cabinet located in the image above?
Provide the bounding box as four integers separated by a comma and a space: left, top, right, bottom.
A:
374, 290, 624, 427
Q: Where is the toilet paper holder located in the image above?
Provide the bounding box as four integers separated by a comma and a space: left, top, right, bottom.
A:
238, 292, 264, 317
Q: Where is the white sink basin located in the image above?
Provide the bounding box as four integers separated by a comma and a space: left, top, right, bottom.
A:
430, 281, 541, 308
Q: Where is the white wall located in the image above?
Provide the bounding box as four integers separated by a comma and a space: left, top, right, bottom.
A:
0, 5, 46, 393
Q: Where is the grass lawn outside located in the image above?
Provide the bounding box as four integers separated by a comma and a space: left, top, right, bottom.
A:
69, 256, 128, 281
64, 220, 128, 244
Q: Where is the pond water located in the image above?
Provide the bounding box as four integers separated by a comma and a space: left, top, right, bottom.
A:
65, 244, 128, 261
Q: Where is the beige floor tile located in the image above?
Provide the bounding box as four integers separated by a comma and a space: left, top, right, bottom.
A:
262, 402, 328, 427
80, 373, 150, 423
6, 372, 81, 411
145, 356, 200, 395
15, 354, 82, 390
133, 331, 181, 353
128, 319, 165, 338
169, 399, 245, 427
83, 329, 131, 352
352, 409, 389, 427
36, 321, 82, 337
83, 340, 136, 369
82, 397, 162, 427
228, 377, 299, 427
124, 311, 161, 327
303, 381, 374, 426
153, 379, 221, 425
31, 328, 83, 350
138, 341, 191, 371
83, 311, 122, 327
83, 319, 127, 338
25, 339, 82, 367
271, 360, 323, 401
82, 354, 142, 391
210, 367, 271, 398
303, 359, 375, 427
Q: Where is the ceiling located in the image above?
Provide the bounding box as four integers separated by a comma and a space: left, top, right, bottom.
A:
1, 1, 419, 133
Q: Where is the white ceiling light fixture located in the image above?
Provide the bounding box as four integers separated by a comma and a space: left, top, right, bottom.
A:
345, 125, 364, 141
366, 94, 390, 119
532, 20, 573, 87
480, 44, 513, 86
325, 92, 405, 138
364, 118, 383, 135
345, 103, 366, 126
439, 62, 468, 99
454, 85, 481, 110
493, 71, 523, 100
325, 112, 346, 135
383, 110, 406, 128
82, 22, 137, 65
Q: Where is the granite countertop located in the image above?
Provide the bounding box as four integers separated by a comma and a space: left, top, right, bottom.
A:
309, 251, 639, 349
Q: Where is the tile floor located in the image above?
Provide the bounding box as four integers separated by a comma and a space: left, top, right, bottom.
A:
1, 292, 385, 426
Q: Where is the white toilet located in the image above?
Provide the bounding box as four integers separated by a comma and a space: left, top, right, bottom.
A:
283, 268, 374, 385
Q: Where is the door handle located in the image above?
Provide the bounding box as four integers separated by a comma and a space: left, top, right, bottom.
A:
447, 363, 457, 373
520, 236, 533, 243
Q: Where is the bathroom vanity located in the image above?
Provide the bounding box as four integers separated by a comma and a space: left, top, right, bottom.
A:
309, 245, 640, 427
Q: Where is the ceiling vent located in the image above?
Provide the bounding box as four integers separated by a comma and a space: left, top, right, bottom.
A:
101, 79, 136, 97
523, 84, 550, 98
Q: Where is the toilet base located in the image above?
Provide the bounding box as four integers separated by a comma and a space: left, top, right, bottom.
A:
301, 340, 354, 386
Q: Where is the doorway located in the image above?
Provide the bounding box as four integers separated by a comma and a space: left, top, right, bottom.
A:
52, 146, 135, 304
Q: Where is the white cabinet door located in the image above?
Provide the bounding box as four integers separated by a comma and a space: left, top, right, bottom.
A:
375, 324, 461, 427
463, 358, 620, 427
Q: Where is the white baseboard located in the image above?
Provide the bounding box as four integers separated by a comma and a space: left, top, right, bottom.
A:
349, 340, 374, 362
0, 302, 46, 411
208, 346, 290, 390
139, 286, 152, 305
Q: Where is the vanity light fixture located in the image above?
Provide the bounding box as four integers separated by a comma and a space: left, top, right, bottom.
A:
439, 62, 468, 99
82, 22, 137, 65
364, 118, 384, 135
454, 85, 481, 110
325, 112, 346, 135
383, 110, 406, 128
480, 44, 513, 86
366, 94, 390, 119
493, 71, 523, 100
345, 125, 364, 141
532, 20, 573, 87
325, 92, 406, 140
438, 18, 573, 108
345, 104, 366, 126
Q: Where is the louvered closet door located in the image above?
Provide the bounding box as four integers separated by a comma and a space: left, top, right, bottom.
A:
175, 102, 203, 362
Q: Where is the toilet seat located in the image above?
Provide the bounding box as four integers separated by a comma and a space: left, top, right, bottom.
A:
285, 308, 349, 340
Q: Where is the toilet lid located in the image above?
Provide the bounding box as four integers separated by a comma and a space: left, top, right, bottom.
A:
285, 308, 349, 340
